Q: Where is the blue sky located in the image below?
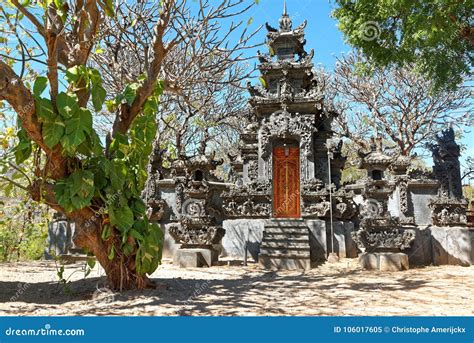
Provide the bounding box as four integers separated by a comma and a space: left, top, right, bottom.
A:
245, 0, 346, 69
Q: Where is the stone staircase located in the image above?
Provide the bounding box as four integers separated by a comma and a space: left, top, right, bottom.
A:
259, 219, 311, 270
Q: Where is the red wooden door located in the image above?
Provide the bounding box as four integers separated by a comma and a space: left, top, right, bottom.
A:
273, 147, 301, 218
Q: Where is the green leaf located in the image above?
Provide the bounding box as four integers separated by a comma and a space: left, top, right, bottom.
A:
105, 99, 118, 112
153, 80, 165, 97
13, 128, 32, 164
91, 84, 106, 112
35, 97, 56, 122
131, 198, 146, 216
109, 205, 134, 232
60, 108, 92, 154
95, 45, 104, 54
33, 77, 48, 97
120, 83, 140, 105
101, 224, 111, 240
108, 245, 115, 260
65, 65, 86, 86
54, 170, 95, 212
56, 92, 79, 119
42, 115, 65, 148
104, 159, 126, 191
86, 256, 96, 269
130, 229, 144, 242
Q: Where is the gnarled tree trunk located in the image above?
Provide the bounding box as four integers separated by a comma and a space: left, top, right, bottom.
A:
73, 217, 155, 291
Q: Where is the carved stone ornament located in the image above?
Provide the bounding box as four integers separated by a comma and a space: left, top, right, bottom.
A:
169, 224, 225, 246
303, 201, 331, 217
223, 198, 272, 218
222, 180, 272, 218
429, 197, 468, 226
146, 199, 166, 222
260, 110, 315, 159
352, 228, 416, 253
167, 154, 226, 246
429, 128, 463, 199
301, 183, 357, 220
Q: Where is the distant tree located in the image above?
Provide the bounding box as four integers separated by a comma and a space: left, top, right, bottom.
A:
463, 156, 474, 181
330, 54, 472, 156
91, 0, 258, 157
332, 0, 473, 90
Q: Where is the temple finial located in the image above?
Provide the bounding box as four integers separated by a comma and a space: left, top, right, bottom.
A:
279, 0, 292, 31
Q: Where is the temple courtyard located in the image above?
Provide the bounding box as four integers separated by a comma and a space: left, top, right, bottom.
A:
0, 259, 472, 316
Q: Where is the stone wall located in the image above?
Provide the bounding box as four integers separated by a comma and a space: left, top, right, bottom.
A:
410, 186, 438, 225
217, 219, 357, 263
220, 219, 265, 262
404, 226, 473, 266
44, 219, 75, 258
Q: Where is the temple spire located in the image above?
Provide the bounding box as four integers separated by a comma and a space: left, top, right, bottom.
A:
279, 0, 292, 31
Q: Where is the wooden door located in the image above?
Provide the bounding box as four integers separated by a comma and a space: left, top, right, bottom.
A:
273, 147, 301, 218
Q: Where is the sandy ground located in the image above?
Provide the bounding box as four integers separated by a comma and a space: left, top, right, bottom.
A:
0, 259, 472, 316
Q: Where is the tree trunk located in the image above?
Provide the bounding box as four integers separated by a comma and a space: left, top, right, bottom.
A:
28, 180, 153, 291
73, 218, 154, 291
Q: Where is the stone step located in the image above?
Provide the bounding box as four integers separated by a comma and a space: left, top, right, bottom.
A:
261, 241, 310, 249
263, 232, 308, 241
259, 254, 311, 270
263, 235, 309, 241
260, 248, 310, 257
68, 248, 85, 254
263, 227, 309, 234
260, 219, 311, 271
265, 221, 307, 228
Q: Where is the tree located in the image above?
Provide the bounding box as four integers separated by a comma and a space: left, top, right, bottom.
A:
332, 0, 473, 90
463, 156, 474, 181
0, 0, 257, 290
330, 54, 472, 156
90, 0, 258, 157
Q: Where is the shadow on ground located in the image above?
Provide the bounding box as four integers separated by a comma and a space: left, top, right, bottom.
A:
0, 261, 433, 316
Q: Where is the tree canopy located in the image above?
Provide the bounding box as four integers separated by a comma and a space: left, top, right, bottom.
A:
333, 0, 473, 90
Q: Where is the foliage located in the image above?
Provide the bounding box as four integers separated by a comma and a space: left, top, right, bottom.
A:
54, 255, 96, 295
0, 198, 50, 262
1, 125, 50, 262
332, 0, 473, 91
463, 185, 474, 202
40, 69, 165, 275
1, 59, 165, 277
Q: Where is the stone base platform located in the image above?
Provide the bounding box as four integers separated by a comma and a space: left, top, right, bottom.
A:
173, 248, 218, 268
259, 255, 311, 270
359, 252, 409, 271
